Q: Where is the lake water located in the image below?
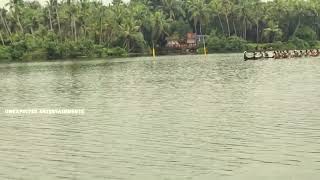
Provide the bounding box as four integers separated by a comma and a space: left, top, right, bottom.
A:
0, 54, 320, 180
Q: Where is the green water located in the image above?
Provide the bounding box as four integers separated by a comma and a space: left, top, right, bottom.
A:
1, 54, 320, 180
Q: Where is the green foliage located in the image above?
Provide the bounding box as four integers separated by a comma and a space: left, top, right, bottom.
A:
288, 37, 310, 49
1, 0, 320, 62
126, 32, 148, 53
264, 41, 286, 50
0, 46, 10, 60
245, 43, 259, 52
225, 36, 246, 51
9, 40, 27, 60
196, 46, 208, 54
77, 39, 95, 57
92, 47, 127, 57
310, 41, 320, 49
207, 36, 226, 51
47, 40, 95, 59
22, 49, 47, 61
107, 47, 127, 57
169, 19, 193, 39
93, 45, 105, 58
294, 26, 317, 42
206, 34, 246, 52
46, 41, 63, 60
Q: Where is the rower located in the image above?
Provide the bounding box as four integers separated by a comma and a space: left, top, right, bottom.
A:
244, 51, 247, 60
299, 50, 303, 57
294, 50, 299, 58
273, 51, 278, 59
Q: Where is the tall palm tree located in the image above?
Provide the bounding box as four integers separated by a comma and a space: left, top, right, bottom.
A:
220, 0, 232, 37
186, 0, 209, 34
6, 0, 24, 33
237, 0, 252, 40
0, 31, 4, 45
290, 0, 307, 36
0, 8, 12, 37
160, 0, 185, 20
144, 10, 169, 56
119, 17, 142, 51
209, 0, 225, 35
263, 21, 283, 42
248, 1, 263, 43
46, 1, 54, 31
186, 0, 209, 55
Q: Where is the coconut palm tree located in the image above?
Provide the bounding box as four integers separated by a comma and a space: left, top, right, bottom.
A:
0, 8, 12, 37
186, 0, 209, 34
209, 0, 225, 36
6, 0, 24, 33
248, 1, 264, 43
119, 16, 142, 51
220, 0, 233, 37
144, 10, 170, 56
160, 0, 185, 20
263, 21, 283, 42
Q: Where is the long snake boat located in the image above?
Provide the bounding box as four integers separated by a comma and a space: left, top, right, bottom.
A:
244, 49, 320, 61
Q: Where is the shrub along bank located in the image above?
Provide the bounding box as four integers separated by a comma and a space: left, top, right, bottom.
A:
197, 27, 320, 53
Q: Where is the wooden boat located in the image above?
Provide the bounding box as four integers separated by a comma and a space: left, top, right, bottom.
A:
244, 51, 264, 61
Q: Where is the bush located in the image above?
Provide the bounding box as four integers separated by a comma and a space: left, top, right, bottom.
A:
78, 39, 94, 57
244, 43, 257, 51
64, 41, 82, 58
288, 37, 309, 49
93, 45, 104, 58
225, 36, 246, 51
206, 34, 246, 52
9, 40, 27, 60
22, 49, 47, 61
268, 41, 285, 50
130, 33, 148, 53
257, 41, 285, 50
244, 40, 312, 52
285, 42, 298, 50
46, 41, 63, 59
207, 36, 226, 51
196, 46, 208, 54
294, 26, 317, 42
107, 47, 127, 57
308, 41, 320, 48
0, 46, 10, 60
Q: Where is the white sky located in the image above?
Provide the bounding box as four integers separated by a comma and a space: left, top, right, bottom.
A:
0, 0, 130, 8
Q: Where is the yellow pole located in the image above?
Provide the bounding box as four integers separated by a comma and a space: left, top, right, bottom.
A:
199, 22, 207, 56
152, 44, 156, 58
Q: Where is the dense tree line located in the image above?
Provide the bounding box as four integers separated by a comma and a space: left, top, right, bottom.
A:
0, 0, 320, 61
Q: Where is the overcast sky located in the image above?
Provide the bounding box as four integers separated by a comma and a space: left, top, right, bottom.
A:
0, 0, 130, 8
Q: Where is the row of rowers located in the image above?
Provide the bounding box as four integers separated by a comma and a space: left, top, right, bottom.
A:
244, 49, 320, 60
273, 49, 320, 59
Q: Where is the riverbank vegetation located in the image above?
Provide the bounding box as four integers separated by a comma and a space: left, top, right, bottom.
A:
1, 0, 320, 61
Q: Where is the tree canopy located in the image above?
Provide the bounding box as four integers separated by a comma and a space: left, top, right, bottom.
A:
1, 0, 320, 61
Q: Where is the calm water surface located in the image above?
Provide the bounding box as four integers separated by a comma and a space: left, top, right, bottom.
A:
0, 54, 320, 180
